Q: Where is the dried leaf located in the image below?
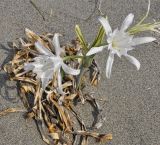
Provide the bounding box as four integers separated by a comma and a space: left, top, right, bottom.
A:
97, 133, 112, 142
0, 108, 25, 117
50, 132, 59, 140
25, 28, 41, 42
65, 94, 77, 100
24, 111, 35, 119
3, 29, 112, 145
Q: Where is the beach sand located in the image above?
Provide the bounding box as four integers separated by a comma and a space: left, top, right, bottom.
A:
0, 0, 160, 144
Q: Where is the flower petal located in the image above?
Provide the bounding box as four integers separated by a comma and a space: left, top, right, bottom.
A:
131, 37, 156, 46
99, 17, 112, 36
57, 69, 64, 94
108, 44, 122, 57
106, 52, 114, 78
24, 63, 34, 71
120, 13, 134, 31
41, 70, 54, 89
49, 57, 62, 73
86, 46, 106, 56
125, 54, 140, 70
52, 33, 63, 56
62, 63, 80, 75
107, 28, 119, 43
35, 41, 53, 56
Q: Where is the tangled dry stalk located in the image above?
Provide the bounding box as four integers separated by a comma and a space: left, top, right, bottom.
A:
2, 29, 112, 145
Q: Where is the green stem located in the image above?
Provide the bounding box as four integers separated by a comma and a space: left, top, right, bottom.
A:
76, 56, 94, 89
76, 65, 88, 90
63, 55, 83, 61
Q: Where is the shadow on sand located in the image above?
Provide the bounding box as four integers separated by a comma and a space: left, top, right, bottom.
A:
0, 44, 19, 103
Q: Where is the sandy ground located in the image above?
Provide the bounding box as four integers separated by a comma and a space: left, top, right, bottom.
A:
0, 0, 160, 145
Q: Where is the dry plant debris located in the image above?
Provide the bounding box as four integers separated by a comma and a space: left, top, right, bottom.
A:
0, 108, 25, 117
2, 29, 112, 145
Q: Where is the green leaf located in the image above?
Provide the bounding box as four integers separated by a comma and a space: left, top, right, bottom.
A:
75, 25, 88, 52
91, 26, 105, 48
81, 26, 106, 69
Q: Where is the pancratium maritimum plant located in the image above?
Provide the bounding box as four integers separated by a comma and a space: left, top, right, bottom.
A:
86, 13, 156, 78
76, 0, 160, 79
2, 0, 160, 145
24, 33, 80, 94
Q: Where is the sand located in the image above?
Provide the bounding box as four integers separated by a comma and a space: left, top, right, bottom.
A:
0, 0, 160, 144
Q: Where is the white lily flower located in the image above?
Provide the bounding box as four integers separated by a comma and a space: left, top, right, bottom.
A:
24, 33, 80, 93
86, 13, 156, 78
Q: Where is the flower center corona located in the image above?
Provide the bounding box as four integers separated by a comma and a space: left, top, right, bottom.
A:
112, 40, 120, 51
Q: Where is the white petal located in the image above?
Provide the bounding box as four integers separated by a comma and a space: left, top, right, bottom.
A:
99, 17, 112, 36
106, 52, 114, 78
62, 63, 80, 75
107, 28, 118, 43
24, 63, 34, 71
57, 69, 64, 94
125, 54, 140, 70
86, 46, 106, 56
41, 70, 54, 89
131, 37, 156, 46
50, 57, 62, 72
121, 13, 134, 31
52, 33, 63, 56
35, 41, 53, 56
108, 44, 122, 57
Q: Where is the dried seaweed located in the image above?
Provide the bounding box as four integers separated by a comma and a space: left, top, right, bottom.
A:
3, 29, 112, 145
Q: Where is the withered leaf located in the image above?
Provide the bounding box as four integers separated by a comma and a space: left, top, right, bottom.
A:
3, 29, 112, 145
0, 108, 25, 117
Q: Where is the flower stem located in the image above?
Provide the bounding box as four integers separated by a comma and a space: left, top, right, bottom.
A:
76, 56, 94, 89
76, 65, 87, 90
63, 55, 83, 61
